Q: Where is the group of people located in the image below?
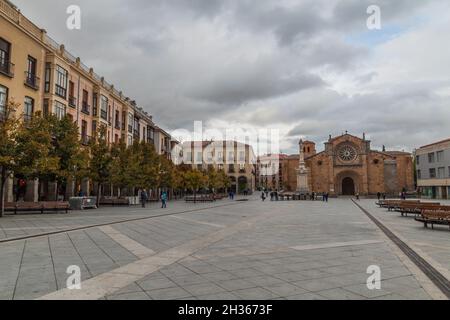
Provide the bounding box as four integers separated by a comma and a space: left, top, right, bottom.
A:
140, 190, 168, 209
260, 190, 330, 202
376, 192, 387, 201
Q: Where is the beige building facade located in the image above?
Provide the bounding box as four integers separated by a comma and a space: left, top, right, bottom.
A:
182, 141, 256, 193
0, 0, 175, 201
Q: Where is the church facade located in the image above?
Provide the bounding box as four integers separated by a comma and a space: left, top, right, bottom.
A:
281, 133, 414, 196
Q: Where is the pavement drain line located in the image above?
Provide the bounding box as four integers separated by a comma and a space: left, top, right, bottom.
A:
37, 211, 271, 300
0, 201, 249, 244
352, 200, 450, 300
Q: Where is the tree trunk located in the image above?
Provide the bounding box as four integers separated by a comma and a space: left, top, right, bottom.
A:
55, 180, 58, 202
0, 168, 6, 218
96, 183, 101, 207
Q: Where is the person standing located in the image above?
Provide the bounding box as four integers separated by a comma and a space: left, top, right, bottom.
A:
261, 191, 266, 202
140, 189, 148, 208
355, 192, 360, 201
377, 192, 381, 201
161, 191, 168, 208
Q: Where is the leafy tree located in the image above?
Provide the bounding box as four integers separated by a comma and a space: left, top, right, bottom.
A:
184, 169, 207, 202
0, 101, 19, 216
157, 154, 174, 191
110, 141, 133, 196
206, 166, 220, 192
14, 112, 59, 194
218, 169, 231, 192
88, 125, 113, 207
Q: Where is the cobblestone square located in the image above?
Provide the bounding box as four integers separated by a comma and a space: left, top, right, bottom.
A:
0, 197, 448, 300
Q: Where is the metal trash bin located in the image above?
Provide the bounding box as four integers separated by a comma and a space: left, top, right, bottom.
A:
69, 197, 98, 210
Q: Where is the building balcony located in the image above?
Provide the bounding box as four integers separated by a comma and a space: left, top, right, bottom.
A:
0, 61, 14, 78
23, 114, 33, 124
24, 72, 39, 90
81, 135, 92, 146
81, 102, 90, 115
69, 96, 77, 108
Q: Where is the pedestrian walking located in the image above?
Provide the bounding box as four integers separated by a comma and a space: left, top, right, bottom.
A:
377, 192, 381, 201
355, 192, 360, 201
261, 192, 266, 202
140, 189, 148, 208
325, 192, 329, 202
161, 191, 168, 208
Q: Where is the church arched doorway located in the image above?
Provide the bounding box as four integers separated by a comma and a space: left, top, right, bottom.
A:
342, 177, 355, 195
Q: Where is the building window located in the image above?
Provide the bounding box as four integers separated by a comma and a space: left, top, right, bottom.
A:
429, 168, 436, 179
415, 155, 420, 165
428, 152, 435, 163
55, 65, 68, 98
115, 110, 120, 129
0, 85, 7, 115
82, 90, 89, 114
25, 56, 38, 89
128, 113, 133, 133
92, 93, 98, 116
100, 95, 108, 120
133, 117, 140, 137
437, 151, 444, 162
92, 120, 97, 137
438, 167, 445, 179
53, 101, 66, 120
68, 81, 76, 107
0, 38, 12, 76
127, 136, 132, 146
43, 98, 49, 116
239, 151, 245, 162
417, 170, 421, 180
448, 167, 450, 178
147, 126, 154, 143
196, 152, 202, 162
44, 62, 51, 93
24, 97, 34, 122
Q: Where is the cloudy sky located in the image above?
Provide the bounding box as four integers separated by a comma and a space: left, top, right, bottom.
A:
13, 0, 450, 154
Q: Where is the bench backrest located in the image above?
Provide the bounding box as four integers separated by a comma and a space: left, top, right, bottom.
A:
422, 210, 450, 220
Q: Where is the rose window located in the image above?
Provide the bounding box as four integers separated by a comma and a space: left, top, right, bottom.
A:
338, 145, 358, 162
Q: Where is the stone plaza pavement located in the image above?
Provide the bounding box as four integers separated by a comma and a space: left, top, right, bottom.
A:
0, 197, 447, 300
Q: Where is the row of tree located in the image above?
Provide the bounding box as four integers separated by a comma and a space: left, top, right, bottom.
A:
0, 101, 231, 216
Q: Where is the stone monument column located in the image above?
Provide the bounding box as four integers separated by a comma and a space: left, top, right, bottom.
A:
296, 139, 310, 194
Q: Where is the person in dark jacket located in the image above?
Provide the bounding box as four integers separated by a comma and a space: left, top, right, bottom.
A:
140, 190, 148, 208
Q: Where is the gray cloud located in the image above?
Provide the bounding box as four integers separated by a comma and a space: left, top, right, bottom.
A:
12, 0, 450, 154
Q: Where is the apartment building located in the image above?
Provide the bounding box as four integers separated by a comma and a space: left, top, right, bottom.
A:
0, 0, 173, 201
415, 138, 450, 199
181, 141, 256, 194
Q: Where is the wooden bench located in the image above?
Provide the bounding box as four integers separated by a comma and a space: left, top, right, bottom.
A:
382, 200, 421, 211
185, 195, 215, 203
42, 201, 70, 213
5, 201, 70, 214
99, 197, 130, 206
395, 202, 441, 217
415, 208, 450, 230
